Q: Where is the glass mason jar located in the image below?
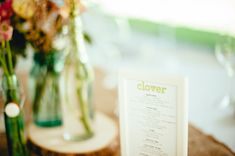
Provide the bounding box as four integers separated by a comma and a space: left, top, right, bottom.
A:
2, 74, 28, 156
30, 51, 64, 127
60, 16, 95, 141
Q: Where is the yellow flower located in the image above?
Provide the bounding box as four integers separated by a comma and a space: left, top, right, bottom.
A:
12, 0, 36, 19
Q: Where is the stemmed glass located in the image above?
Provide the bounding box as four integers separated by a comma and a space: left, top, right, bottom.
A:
215, 35, 235, 114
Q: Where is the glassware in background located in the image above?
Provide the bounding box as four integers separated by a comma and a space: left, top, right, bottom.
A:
60, 15, 94, 141
215, 35, 235, 114
30, 51, 64, 127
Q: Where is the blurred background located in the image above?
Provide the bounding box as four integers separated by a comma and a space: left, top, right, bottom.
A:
4, 0, 235, 152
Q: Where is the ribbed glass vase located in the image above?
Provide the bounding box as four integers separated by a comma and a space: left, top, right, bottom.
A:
2, 74, 28, 156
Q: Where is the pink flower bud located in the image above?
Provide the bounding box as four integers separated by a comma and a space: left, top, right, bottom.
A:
0, 21, 13, 42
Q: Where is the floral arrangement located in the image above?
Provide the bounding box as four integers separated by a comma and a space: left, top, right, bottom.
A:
0, 0, 73, 155
1, 0, 95, 153
12, 0, 68, 52
1, 0, 88, 55
0, 0, 15, 75
0, 1, 29, 155
0, 0, 69, 71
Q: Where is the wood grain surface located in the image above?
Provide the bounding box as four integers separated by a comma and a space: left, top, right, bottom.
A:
27, 112, 119, 156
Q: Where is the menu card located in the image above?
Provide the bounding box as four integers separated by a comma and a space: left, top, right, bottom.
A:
119, 70, 188, 156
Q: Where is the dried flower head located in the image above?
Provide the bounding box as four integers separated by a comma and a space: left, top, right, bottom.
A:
12, 0, 36, 19
13, 0, 69, 52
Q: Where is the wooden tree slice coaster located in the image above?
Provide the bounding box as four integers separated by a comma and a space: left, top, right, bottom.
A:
27, 112, 120, 156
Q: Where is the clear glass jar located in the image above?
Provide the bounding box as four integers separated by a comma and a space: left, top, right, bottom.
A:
30, 51, 64, 127
60, 16, 95, 141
